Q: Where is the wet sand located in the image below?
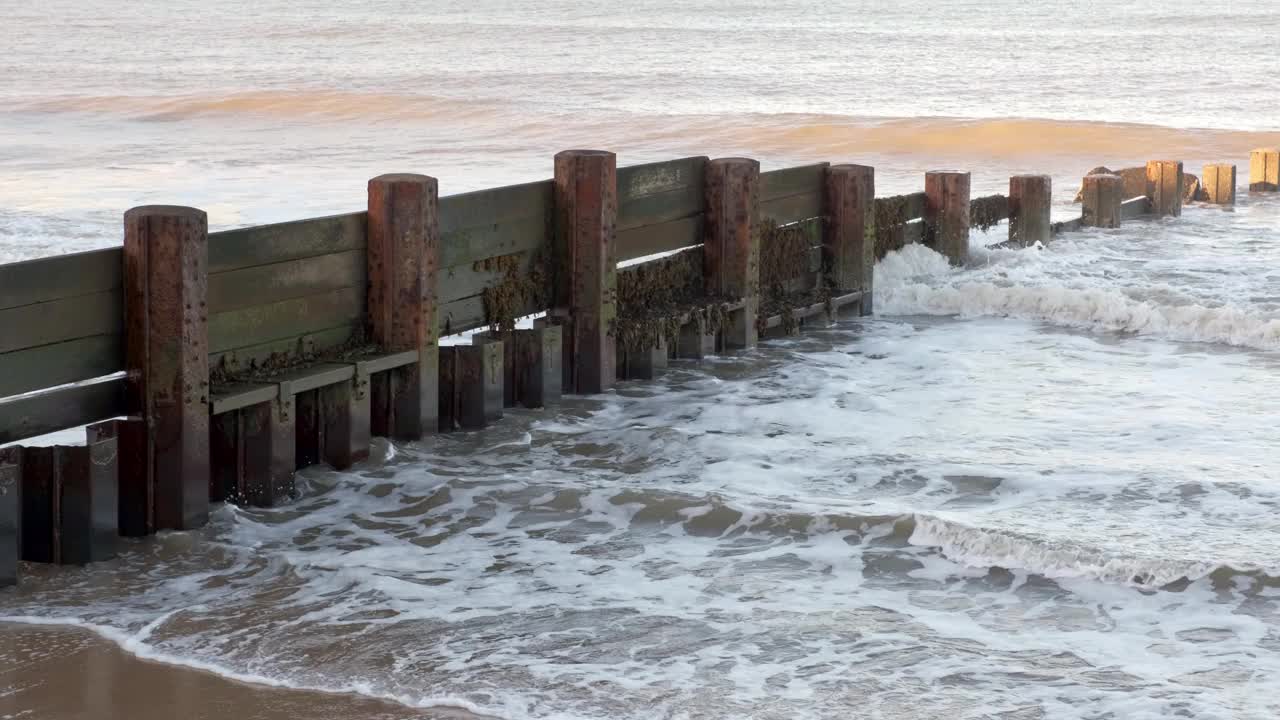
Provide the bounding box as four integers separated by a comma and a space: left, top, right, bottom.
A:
0, 623, 474, 720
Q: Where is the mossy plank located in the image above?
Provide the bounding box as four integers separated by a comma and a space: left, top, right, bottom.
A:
760, 163, 828, 202
440, 213, 550, 268
760, 191, 823, 226
438, 249, 535, 305
439, 293, 544, 338
0, 247, 122, 311
209, 286, 364, 354
0, 289, 122, 354
617, 215, 704, 262
0, 379, 125, 445
208, 325, 359, 378
209, 250, 366, 314
208, 212, 366, 274
439, 180, 553, 233
0, 334, 123, 398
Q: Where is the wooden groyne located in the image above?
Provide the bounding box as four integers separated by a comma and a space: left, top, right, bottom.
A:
0, 149, 1271, 587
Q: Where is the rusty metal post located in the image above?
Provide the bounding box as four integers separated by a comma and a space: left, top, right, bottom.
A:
1009, 174, 1051, 247
1146, 161, 1183, 217
1250, 148, 1279, 192
367, 173, 439, 439
925, 171, 971, 265
824, 164, 875, 314
553, 150, 618, 394
705, 158, 761, 348
0, 447, 20, 586
1082, 174, 1124, 228
123, 205, 210, 534
1202, 164, 1237, 205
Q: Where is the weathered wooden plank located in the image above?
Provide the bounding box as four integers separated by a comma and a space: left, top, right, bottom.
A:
876, 192, 928, 222
617, 157, 706, 231
209, 286, 363, 354
617, 216, 704, 262
439, 180, 553, 233
618, 157, 706, 202
1053, 216, 1085, 235
617, 185, 703, 231
760, 164, 828, 202
1121, 196, 1152, 220
439, 293, 545, 338
0, 289, 122, 354
440, 213, 550, 269
0, 379, 125, 445
0, 334, 123, 398
0, 247, 122, 311
209, 325, 359, 379
438, 249, 535, 305
208, 212, 366, 274
209, 250, 365, 314
760, 191, 824, 226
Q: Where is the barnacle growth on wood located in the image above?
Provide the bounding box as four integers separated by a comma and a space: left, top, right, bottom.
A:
479, 251, 547, 333
873, 195, 911, 259
970, 194, 1009, 232
613, 246, 726, 353
756, 217, 829, 335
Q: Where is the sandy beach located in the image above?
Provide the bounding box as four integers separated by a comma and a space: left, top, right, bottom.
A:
0, 622, 473, 720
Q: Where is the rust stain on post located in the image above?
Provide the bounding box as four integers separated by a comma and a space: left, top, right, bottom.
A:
123, 205, 210, 534
367, 173, 440, 439
824, 164, 875, 315
1008, 175, 1051, 247
704, 157, 760, 347
925, 171, 971, 266
553, 150, 618, 393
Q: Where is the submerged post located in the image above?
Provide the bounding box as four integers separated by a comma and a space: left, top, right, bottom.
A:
1081, 173, 1123, 228
552, 150, 618, 394
705, 158, 761, 347
824, 164, 875, 315
1249, 148, 1279, 192
123, 205, 210, 534
1202, 164, 1237, 205
367, 173, 439, 439
925, 171, 971, 265
1145, 160, 1183, 217
1009, 175, 1051, 246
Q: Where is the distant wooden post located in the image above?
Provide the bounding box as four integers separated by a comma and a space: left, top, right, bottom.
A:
824, 164, 875, 315
705, 158, 761, 347
925, 171, 971, 265
367, 173, 439, 439
1145, 160, 1183, 217
552, 150, 618, 394
123, 205, 210, 534
1008, 175, 1051, 246
1081, 174, 1123, 228
1202, 164, 1237, 205
0, 448, 19, 587
1249, 149, 1279, 192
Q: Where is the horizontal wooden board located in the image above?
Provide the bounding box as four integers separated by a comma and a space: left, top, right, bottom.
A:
209, 250, 366, 314
0, 378, 125, 445
0, 247, 121, 311
438, 249, 536, 305
0, 334, 123, 398
0, 289, 122, 354
1121, 196, 1152, 220
761, 192, 824, 226
209, 286, 364, 354
440, 180, 553, 234
209, 325, 359, 378
618, 157, 706, 231
618, 216, 704, 263
1052, 217, 1085, 235
209, 211, 366, 274
876, 192, 928, 222
441, 213, 550, 268
439, 292, 544, 337
760, 163, 828, 202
